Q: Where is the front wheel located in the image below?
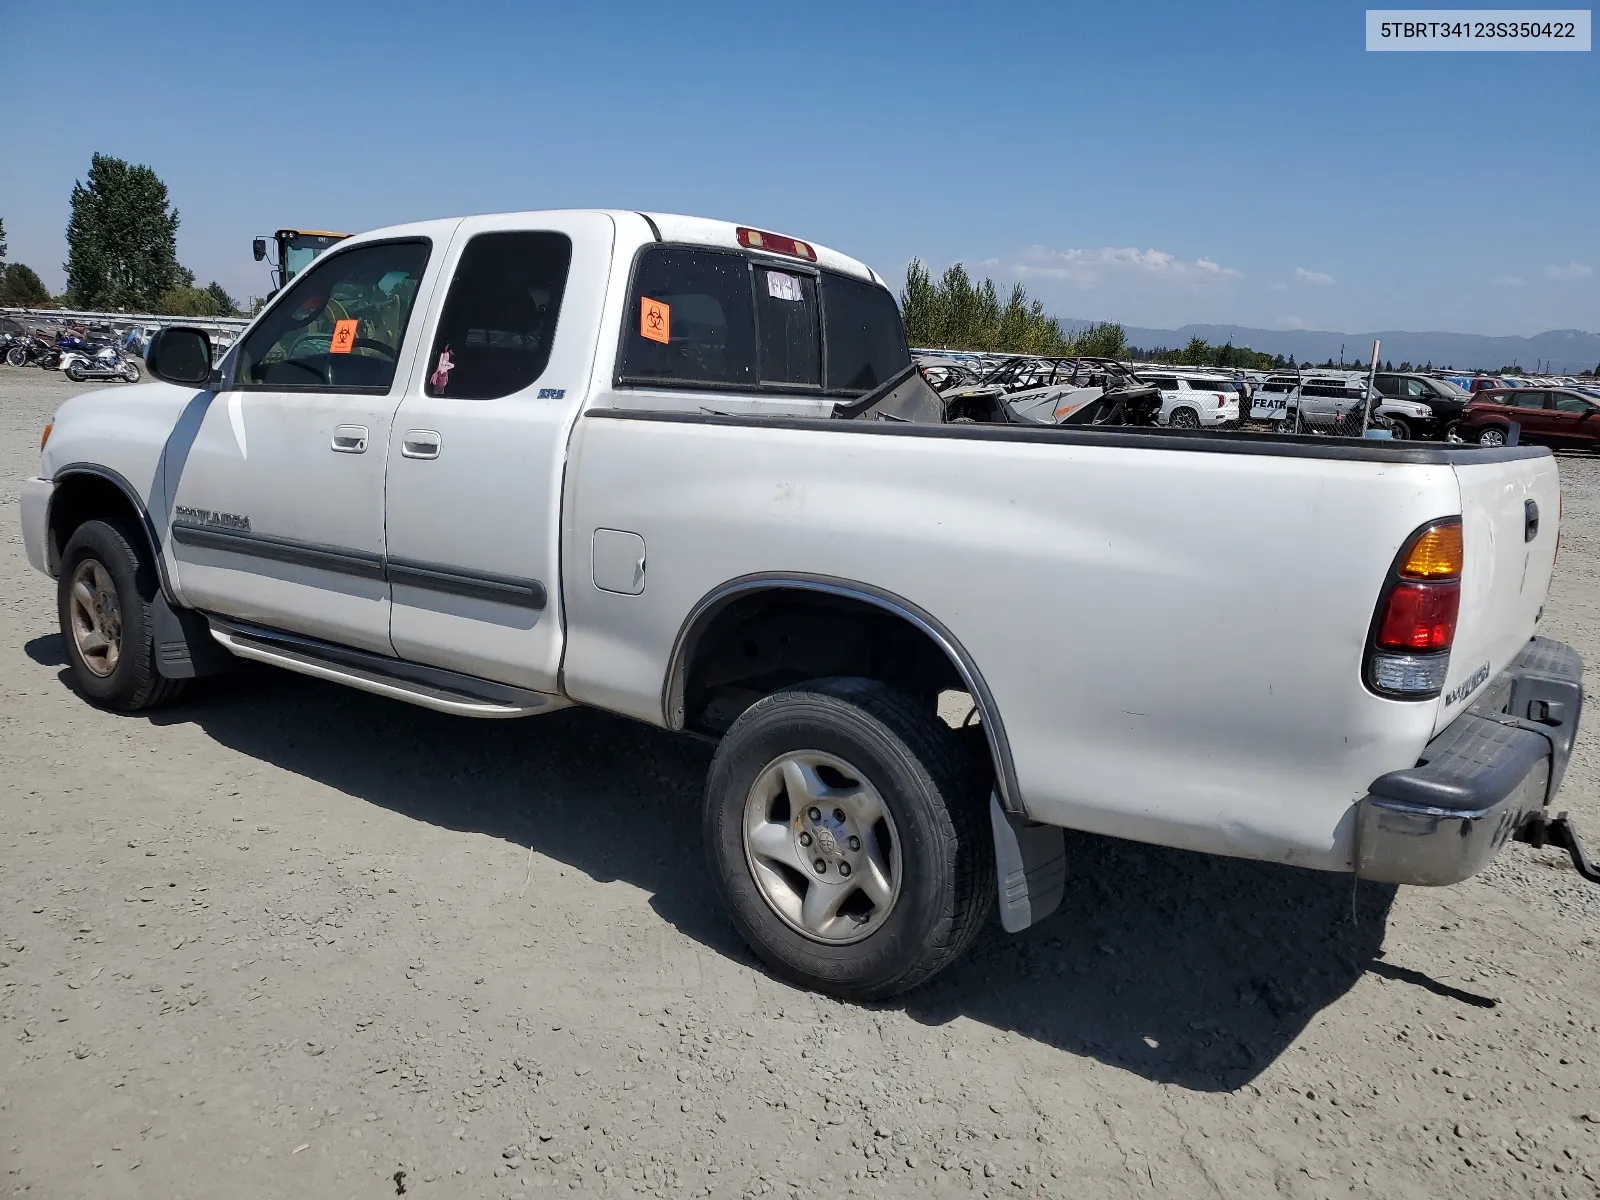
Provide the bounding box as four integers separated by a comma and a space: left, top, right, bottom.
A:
4, 344, 25, 367
1477, 425, 1508, 447
705, 677, 995, 1000
1386, 418, 1410, 440
57, 520, 186, 711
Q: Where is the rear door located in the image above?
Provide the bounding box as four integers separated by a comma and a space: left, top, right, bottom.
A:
1546, 390, 1599, 445
382, 212, 614, 691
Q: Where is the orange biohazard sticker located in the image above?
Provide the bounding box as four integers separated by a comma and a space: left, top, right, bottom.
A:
330, 318, 359, 354
640, 297, 670, 345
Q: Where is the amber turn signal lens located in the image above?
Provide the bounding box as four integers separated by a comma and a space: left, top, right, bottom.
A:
40, 423, 52, 451
1400, 522, 1463, 579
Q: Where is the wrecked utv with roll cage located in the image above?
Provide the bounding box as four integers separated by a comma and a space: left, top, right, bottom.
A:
20, 210, 1596, 1000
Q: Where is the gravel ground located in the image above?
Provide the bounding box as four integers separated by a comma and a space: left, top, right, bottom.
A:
2, 365, 1598, 1200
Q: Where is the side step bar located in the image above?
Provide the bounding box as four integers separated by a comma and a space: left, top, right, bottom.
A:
207, 617, 568, 719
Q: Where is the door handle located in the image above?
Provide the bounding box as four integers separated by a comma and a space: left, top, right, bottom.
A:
401, 429, 441, 460
331, 424, 369, 453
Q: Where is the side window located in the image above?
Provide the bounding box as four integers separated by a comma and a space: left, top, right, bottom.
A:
1146, 375, 1178, 389
425, 231, 572, 400
1554, 392, 1592, 413
620, 248, 756, 387
1510, 391, 1545, 409
753, 265, 820, 387
820, 271, 908, 394
236, 240, 429, 392
1401, 378, 1430, 398
1373, 374, 1398, 395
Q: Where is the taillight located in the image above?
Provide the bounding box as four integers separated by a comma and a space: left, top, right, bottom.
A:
1365, 518, 1463, 698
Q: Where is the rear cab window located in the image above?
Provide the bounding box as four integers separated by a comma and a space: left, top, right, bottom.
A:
618, 245, 908, 398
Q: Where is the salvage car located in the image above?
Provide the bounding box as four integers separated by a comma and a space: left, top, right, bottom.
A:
20, 210, 1593, 1000
1460, 387, 1600, 448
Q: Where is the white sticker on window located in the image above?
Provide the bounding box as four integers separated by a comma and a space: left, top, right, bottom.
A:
766, 271, 804, 302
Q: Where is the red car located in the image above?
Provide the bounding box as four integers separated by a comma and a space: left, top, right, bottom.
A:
1460, 387, 1600, 449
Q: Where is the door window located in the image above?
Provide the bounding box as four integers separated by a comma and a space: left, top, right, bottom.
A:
235, 240, 430, 393
1553, 392, 1593, 413
425, 232, 573, 400
1508, 390, 1547, 408
1400, 377, 1431, 398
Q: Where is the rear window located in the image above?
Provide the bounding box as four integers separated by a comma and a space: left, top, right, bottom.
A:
621, 248, 758, 388
820, 271, 909, 394
620, 246, 906, 396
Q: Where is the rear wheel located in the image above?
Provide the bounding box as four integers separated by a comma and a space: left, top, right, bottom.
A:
65, 362, 86, 383
705, 677, 994, 1000
57, 520, 186, 711
121, 360, 140, 383
1477, 425, 1508, 447
1168, 407, 1200, 429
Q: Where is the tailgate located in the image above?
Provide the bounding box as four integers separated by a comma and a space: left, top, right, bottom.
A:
1436, 452, 1562, 735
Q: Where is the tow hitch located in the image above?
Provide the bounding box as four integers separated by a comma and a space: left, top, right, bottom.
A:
1516, 811, 1600, 883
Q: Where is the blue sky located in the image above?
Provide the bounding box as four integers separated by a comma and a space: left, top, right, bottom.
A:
2, 0, 1595, 335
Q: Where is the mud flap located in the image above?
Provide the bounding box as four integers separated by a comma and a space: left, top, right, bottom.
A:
990, 795, 1066, 933
151, 594, 232, 679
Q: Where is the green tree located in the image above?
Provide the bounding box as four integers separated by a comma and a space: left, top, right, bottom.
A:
64, 153, 183, 310
900, 258, 1072, 354
1067, 321, 1128, 359
0, 263, 49, 307
203, 281, 239, 316
1181, 336, 1210, 366
157, 284, 221, 316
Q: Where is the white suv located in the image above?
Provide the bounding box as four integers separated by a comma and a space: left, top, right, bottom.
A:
1139, 372, 1242, 428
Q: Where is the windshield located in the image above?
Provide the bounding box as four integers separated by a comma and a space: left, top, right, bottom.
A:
281, 233, 349, 282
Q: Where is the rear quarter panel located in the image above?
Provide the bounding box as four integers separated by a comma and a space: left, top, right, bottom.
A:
561, 417, 1464, 872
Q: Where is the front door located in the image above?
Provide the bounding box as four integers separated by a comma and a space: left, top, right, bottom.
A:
164, 236, 442, 654
383, 212, 614, 691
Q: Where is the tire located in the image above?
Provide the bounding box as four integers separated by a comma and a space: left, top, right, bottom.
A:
57, 519, 186, 712
5, 345, 25, 367
1168, 407, 1200, 429
1477, 425, 1508, 447
705, 677, 995, 1000
122, 361, 141, 383
1386, 418, 1410, 440
65, 362, 86, 383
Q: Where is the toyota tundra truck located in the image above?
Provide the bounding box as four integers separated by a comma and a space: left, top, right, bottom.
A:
18, 210, 1594, 999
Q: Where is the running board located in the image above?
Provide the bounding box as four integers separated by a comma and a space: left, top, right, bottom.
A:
206, 617, 568, 719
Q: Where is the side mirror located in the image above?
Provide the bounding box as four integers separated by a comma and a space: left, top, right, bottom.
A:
146, 326, 214, 387
252, 237, 268, 263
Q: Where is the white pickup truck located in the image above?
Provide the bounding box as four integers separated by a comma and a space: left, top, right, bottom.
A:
20, 210, 1592, 999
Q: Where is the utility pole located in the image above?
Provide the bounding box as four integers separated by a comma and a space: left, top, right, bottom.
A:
1361, 339, 1380, 437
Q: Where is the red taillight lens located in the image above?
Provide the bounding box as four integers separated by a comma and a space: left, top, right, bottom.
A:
1377, 581, 1460, 649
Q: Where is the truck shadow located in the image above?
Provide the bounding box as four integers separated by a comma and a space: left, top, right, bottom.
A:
37, 639, 1410, 1093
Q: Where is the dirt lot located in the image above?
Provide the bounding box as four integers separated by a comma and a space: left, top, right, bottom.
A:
2, 366, 1598, 1200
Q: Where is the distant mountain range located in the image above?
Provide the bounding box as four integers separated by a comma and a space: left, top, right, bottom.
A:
1063, 321, 1600, 374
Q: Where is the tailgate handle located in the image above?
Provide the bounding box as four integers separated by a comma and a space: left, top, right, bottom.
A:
1525, 499, 1540, 542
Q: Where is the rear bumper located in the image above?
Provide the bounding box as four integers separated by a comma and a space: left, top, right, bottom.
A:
1355, 636, 1584, 885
